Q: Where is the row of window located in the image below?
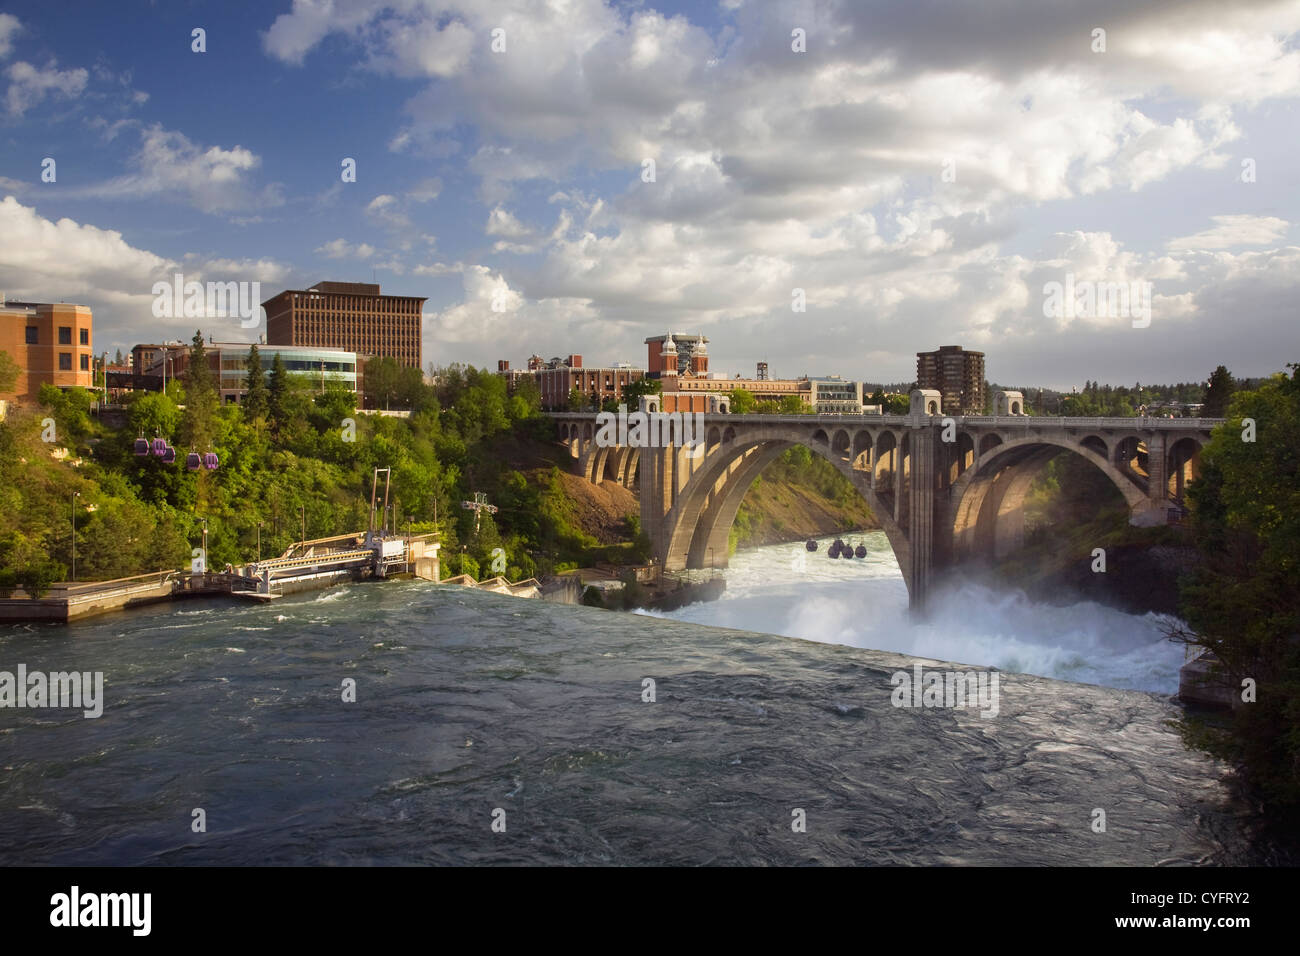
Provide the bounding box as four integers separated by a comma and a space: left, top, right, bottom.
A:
24, 326, 89, 346
54, 353, 90, 371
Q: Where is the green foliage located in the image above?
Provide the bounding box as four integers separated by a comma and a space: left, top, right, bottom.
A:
243, 345, 268, 421
884, 393, 911, 415
621, 377, 662, 408
729, 388, 758, 414
582, 585, 605, 608
1176, 364, 1300, 817
1202, 365, 1235, 418
0, 349, 19, 394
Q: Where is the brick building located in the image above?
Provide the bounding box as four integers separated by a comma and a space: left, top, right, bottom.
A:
0, 299, 94, 403
916, 345, 985, 415
262, 281, 426, 370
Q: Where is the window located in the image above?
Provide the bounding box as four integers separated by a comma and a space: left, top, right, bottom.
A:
59, 327, 72, 345
80, 328, 89, 345
80, 355, 90, 371
25, 326, 37, 345
59, 353, 72, 370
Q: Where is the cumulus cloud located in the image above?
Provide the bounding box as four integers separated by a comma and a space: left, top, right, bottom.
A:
0, 197, 293, 350
65, 124, 279, 215
6, 59, 88, 116
316, 238, 376, 260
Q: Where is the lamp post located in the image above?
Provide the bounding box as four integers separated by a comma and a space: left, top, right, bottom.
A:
257, 521, 263, 561
709, 547, 714, 573
71, 491, 81, 582
300, 505, 306, 547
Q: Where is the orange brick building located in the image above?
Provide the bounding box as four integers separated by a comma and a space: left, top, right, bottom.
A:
0, 300, 94, 403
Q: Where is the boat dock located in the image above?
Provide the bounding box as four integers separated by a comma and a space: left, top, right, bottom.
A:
0, 531, 440, 623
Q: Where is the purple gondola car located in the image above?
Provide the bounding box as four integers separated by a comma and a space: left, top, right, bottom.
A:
186, 452, 201, 471
151, 437, 167, 456
133, 437, 149, 456
161, 444, 177, 465
202, 452, 219, 471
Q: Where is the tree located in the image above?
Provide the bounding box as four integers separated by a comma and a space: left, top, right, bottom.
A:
621, 377, 662, 409
1203, 365, 1234, 418
243, 345, 269, 421
364, 356, 402, 410
181, 330, 218, 450
1174, 364, 1300, 818
268, 351, 289, 426
729, 388, 758, 414
0, 349, 22, 396
567, 387, 585, 412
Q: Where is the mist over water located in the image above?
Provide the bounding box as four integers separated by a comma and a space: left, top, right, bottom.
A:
649, 533, 1186, 694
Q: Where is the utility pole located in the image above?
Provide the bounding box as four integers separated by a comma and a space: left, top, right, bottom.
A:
460, 492, 498, 537
71, 491, 80, 582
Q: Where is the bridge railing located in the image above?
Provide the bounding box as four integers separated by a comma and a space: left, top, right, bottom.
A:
547, 411, 1225, 430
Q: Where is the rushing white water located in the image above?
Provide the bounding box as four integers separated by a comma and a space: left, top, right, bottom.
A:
646, 532, 1187, 694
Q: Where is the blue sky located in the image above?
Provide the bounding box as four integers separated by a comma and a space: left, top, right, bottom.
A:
2, 0, 1299, 388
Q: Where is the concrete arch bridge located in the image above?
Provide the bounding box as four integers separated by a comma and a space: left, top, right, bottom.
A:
550, 397, 1218, 612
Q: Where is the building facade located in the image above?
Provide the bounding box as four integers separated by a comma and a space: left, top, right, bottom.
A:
0, 299, 94, 403
135, 341, 358, 403
262, 281, 426, 370
807, 376, 864, 413
916, 345, 985, 415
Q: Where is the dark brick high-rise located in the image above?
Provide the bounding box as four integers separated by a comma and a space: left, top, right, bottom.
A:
262, 281, 426, 369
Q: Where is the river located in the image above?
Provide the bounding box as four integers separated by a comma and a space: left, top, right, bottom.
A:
0, 570, 1245, 865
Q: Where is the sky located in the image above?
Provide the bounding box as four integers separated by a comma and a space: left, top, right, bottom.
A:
0, 0, 1298, 390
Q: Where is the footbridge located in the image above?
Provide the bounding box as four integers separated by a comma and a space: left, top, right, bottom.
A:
551, 391, 1220, 612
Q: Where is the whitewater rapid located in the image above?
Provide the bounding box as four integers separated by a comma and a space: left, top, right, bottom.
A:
644, 533, 1187, 694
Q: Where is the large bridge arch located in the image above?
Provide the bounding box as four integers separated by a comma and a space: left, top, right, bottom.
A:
946, 434, 1151, 563
656, 427, 915, 599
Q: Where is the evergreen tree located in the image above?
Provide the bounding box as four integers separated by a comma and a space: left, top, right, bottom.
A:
268, 351, 289, 430
1203, 365, 1234, 417
243, 345, 269, 421
181, 330, 218, 449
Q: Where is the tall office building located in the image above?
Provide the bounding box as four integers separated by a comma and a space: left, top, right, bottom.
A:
916, 345, 985, 415
262, 281, 426, 369
0, 299, 94, 403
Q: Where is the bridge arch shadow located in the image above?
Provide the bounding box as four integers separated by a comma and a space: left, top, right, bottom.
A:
946, 434, 1152, 564
657, 431, 915, 600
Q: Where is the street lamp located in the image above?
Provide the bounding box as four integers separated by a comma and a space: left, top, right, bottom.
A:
257, 521, 263, 561
71, 492, 81, 582
300, 505, 306, 547
709, 547, 715, 573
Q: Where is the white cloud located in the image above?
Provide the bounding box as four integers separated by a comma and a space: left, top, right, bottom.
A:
6, 59, 88, 116
0, 197, 294, 351
1168, 214, 1290, 251
316, 238, 376, 260
65, 125, 277, 214
366, 193, 412, 232
0, 14, 21, 59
